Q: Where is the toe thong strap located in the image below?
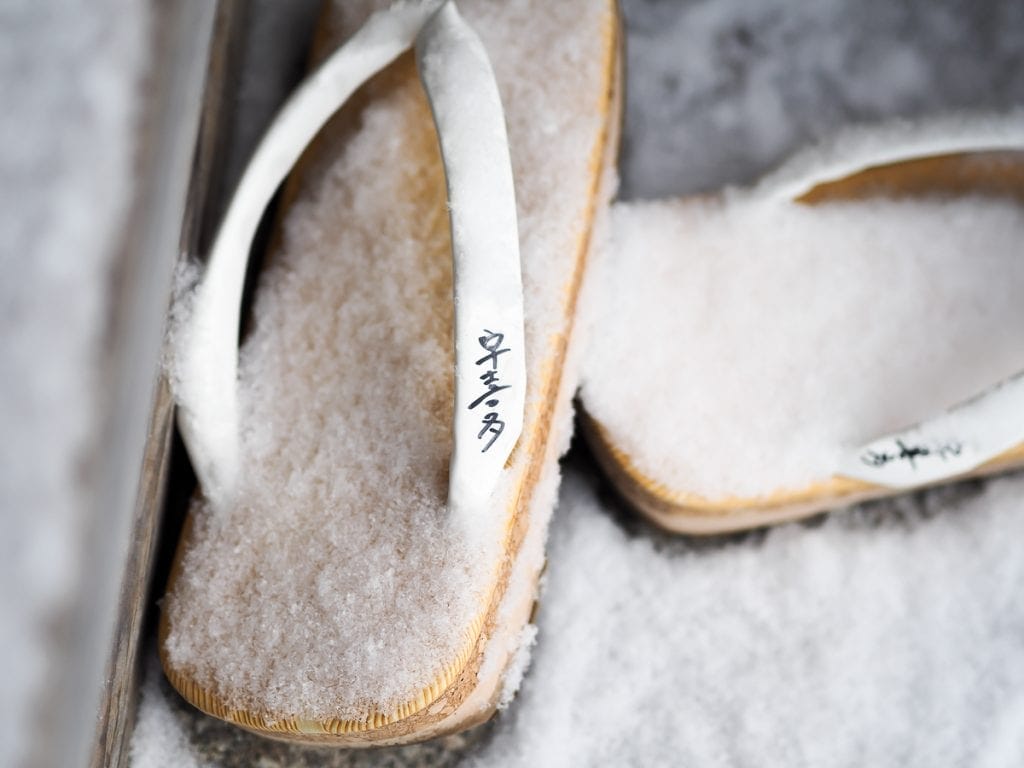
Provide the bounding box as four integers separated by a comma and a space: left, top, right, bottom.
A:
840, 372, 1024, 489
417, 4, 525, 518
172, 1, 525, 518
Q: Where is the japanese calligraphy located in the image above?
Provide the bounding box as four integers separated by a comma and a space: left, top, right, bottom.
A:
470, 329, 510, 453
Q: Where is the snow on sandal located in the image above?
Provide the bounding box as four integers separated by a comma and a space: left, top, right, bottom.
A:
160, 0, 620, 746
580, 114, 1024, 534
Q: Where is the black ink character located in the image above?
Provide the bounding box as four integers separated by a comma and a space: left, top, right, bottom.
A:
860, 439, 964, 470
469, 369, 511, 410
470, 329, 512, 410
476, 330, 510, 370
861, 449, 894, 468
479, 412, 505, 453
895, 439, 928, 469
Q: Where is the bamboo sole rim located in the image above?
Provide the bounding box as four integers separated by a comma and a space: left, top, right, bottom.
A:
582, 409, 1024, 536
160, 3, 622, 746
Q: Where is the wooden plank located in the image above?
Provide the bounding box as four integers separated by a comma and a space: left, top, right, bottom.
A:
88, 2, 234, 765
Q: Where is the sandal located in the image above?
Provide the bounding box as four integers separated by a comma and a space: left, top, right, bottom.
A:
161, 0, 620, 745
580, 114, 1024, 534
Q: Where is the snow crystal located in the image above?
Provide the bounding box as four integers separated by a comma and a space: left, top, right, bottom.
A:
130, 657, 206, 768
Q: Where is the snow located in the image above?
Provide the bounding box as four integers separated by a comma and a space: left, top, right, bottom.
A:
131, 657, 206, 768
495, 625, 538, 711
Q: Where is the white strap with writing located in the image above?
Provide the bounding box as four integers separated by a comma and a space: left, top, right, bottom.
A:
839, 371, 1024, 488
417, 3, 525, 518
173, 0, 524, 519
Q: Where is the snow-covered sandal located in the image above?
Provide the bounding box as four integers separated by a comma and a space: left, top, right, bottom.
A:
580, 115, 1024, 534
160, 0, 620, 746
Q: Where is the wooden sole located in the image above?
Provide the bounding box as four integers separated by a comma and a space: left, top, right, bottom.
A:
582, 150, 1024, 535
160, 1, 622, 745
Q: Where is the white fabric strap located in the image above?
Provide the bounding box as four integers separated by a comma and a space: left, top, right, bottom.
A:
839, 372, 1024, 488
417, 4, 525, 517
173, 0, 525, 517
